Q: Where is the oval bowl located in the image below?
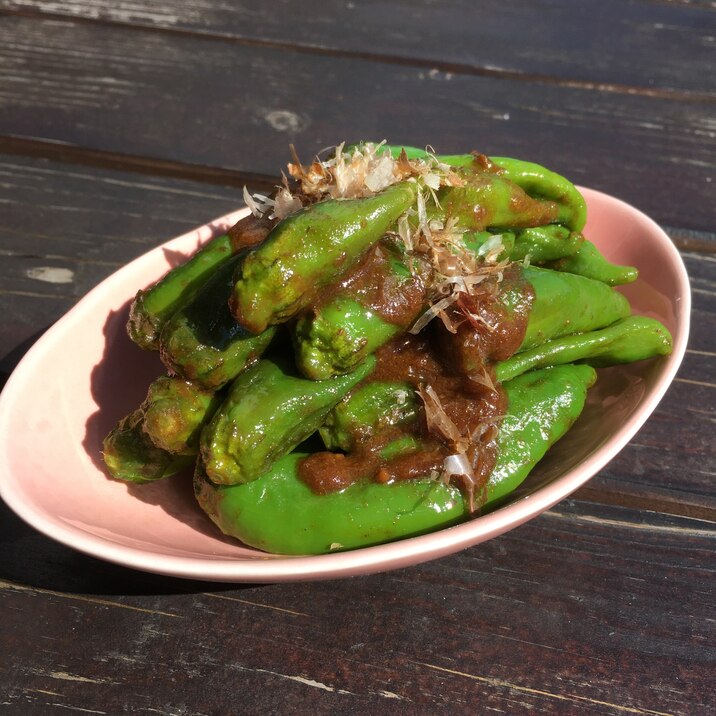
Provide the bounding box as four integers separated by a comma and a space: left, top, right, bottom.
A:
0, 188, 690, 582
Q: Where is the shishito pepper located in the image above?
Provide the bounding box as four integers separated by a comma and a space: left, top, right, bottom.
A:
510, 225, 584, 263
380, 143, 637, 281
103, 376, 221, 482
547, 239, 639, 286
432, 168, 564, 230
127, 214, 273, 350
141, 376, 223, 455
320, 317, 672, 451
103, 410, 194, 483
319, 381, 419, 452
110, 141, 674, 558
127, 233, 233, 351
496, 315, 672, 382
159, 253, 277, 389
519, 266, 630, 348
371, 143, 587, 233
230, 183, 417, 334
194, 364, 596, 555
200, 355, 376, 485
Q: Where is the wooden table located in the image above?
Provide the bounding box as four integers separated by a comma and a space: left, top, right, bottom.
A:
1, 2, 714, 713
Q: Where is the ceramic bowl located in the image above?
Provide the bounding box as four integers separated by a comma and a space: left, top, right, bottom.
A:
0, 188, 690, 581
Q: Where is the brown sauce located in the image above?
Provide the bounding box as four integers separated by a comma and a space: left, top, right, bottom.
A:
228, 214, 277, 252
298, 266, 534, 511
309, 240, 431, 328
436, 264, 534, 377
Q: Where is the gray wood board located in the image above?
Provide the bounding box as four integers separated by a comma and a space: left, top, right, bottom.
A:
0, 16, 713, 231
3, 0, 715, 94
0, 499, 714, 715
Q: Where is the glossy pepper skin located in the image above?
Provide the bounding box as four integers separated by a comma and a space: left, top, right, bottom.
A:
230, 183, 417, 334
127, 234, 233, 351
489, 156, 587, 234
323, 317, 671, 454
319, 381, 419, 451
194, 364, 596, 555
200, 355, 376, 485
294, 296, 401, 380
141, 376, 223, 455
159, 253, 277, 389
510, 225, 584, 263
547, 239, 638, 286
519, 266, 630, 349
435, 169, 563, 230
495, 316, 673, 383
127, 214, 274, 351
293, 264, 630, 379
376, 144, 587, 233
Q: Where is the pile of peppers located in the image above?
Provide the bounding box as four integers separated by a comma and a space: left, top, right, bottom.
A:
103, 143, 673, 555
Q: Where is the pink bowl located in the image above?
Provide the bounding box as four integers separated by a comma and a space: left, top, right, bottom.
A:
0, 189, 690, 582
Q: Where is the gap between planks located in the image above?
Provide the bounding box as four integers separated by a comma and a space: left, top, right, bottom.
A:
573, 485, 716, 524
0, 135, 278, 193
2, 134, 715, 254
1, 7, 714, 104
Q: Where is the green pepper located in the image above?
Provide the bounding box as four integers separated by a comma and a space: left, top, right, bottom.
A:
127, 214, 274, 350
102, 373, 223, 482
194, 364, 596, 554
295, 296, 401, 380
322, 314, 671, 453
489, 156, 587, 234
520, 266, 630, 349
159, 253, 277, 389
373, 144, 587, 232
547, 239, 638, 285
319, 381, 419, 451
103, 409, 194, 483
141, 376, 223, 455
510, 225, 584, 263
230, 183, 417, 334
127, 234, 233, 351
200, 355, 376, 485
435, 169, 563, 230
496, 316, 672, 383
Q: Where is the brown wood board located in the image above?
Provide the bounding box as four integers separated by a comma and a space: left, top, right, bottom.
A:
0, 499, 714, 714
0, 17, 714, 231
3, 0, 715, 95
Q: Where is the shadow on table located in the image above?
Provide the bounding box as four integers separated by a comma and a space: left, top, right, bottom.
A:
0, 328, 51, 390
0, 498, 259, 596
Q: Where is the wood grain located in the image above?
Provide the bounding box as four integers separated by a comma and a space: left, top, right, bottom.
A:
3, 0, 715, 95
0, 154, 242, 374
0, 17, 714, 232
0, 499, 713, 714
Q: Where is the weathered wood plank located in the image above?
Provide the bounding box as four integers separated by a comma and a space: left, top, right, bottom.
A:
0, 154, 243, 372
0, 17, 713, 231
0, 499, 713, 714
3, 0, 715, 95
